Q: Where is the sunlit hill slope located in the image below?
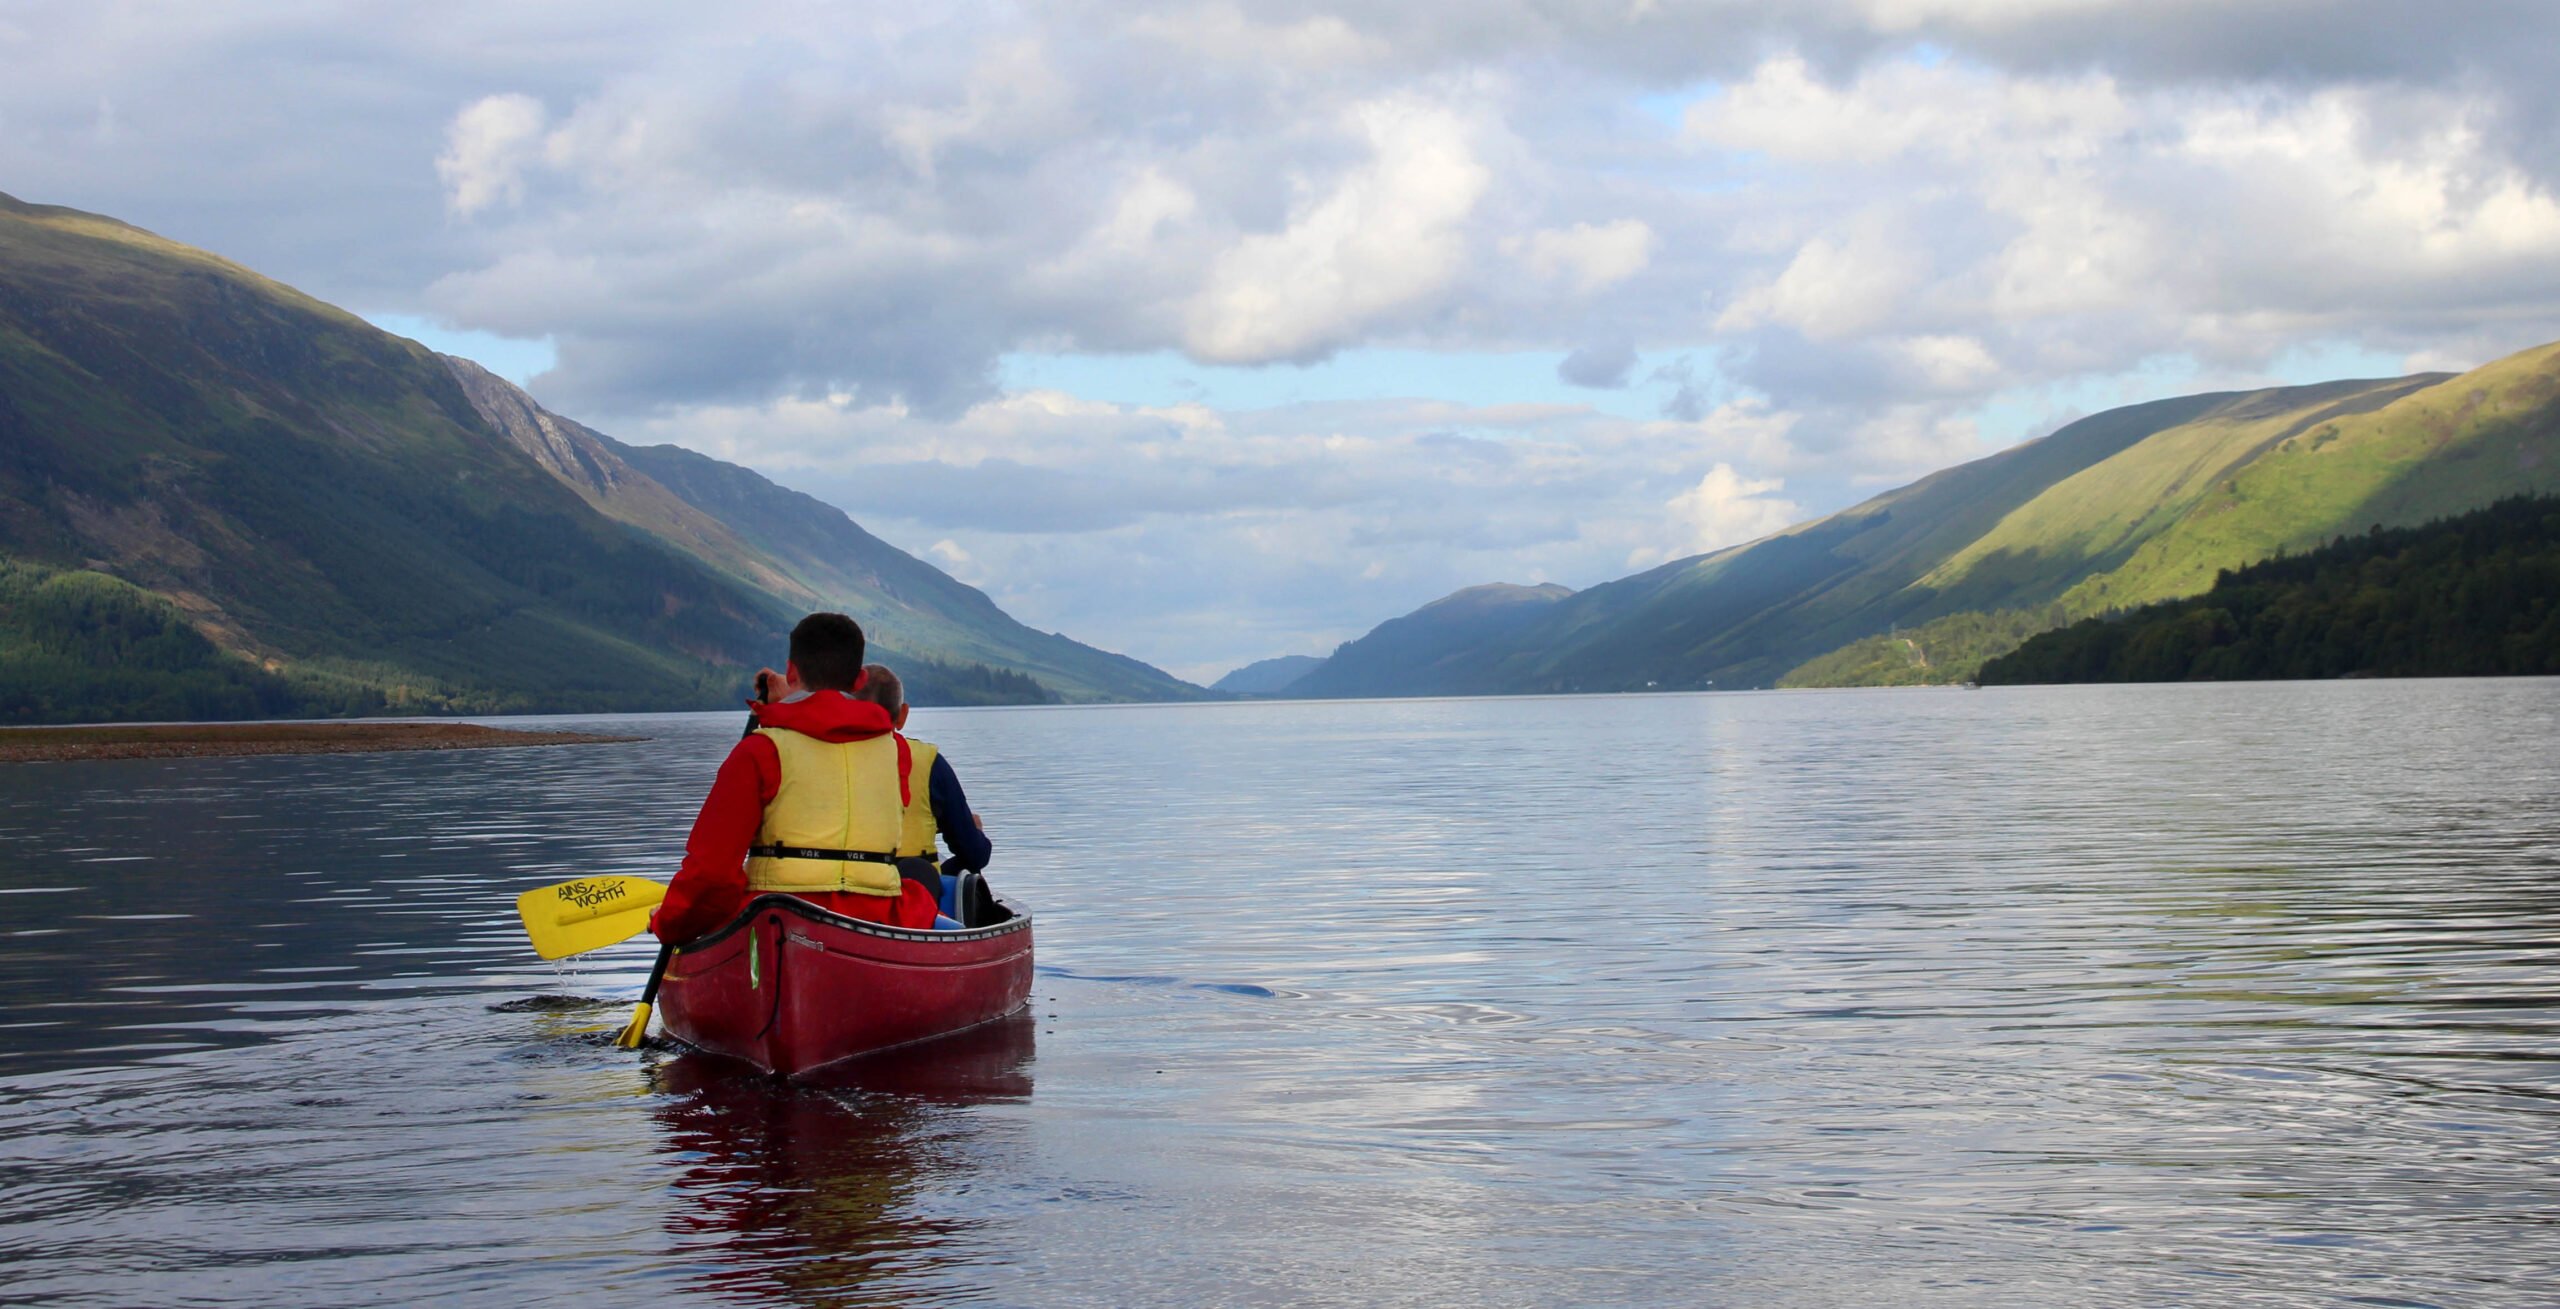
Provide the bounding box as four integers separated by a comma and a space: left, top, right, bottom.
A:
0, 192, 1198, 721
1288, 350, 2560, 696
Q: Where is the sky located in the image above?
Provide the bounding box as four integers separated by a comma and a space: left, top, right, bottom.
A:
8, 2, 2560, 683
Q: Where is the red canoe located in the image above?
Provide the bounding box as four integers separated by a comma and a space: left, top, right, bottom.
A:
656, 891, 1034, 1077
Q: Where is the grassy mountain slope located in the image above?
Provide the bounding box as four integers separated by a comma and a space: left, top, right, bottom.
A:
0, 191, 788, 715
605, 438, 1201, 702
1549, 380, 2473, 691
1776, 609, 2057, 689
1778, 344, 2560, 687
1913, 377, 2444, 612
1295, 393, 2243, 695
0, 191, 1194, 718
1305, 351, 2559, 697
2053, 343, 2560, 614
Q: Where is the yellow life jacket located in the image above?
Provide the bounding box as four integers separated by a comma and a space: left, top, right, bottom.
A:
895, 738, 941, 859
743, 727, 905, 897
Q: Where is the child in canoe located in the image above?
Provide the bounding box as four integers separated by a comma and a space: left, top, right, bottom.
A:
854, 663, 993, 906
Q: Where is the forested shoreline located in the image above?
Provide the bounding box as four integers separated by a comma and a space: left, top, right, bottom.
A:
1978, 496, 2560, 685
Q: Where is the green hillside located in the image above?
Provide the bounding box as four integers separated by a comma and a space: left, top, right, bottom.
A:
1911, 377, 2438, 610
0, 560, 308, 722
2052, 343, 2560, 614
1298, 349, 2560, 697
1780, 346, 2560, 687
1287, 391, 2254, 694
1979, 496, 2560, 684
0, 191, 1194, 721
1776, 609, 2059, 689
0, 192, 785, 716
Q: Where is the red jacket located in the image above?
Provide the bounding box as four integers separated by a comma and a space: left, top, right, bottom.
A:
652, 692, 933, 942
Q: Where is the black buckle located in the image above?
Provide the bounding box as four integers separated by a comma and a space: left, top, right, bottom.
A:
748, 844, 897, 864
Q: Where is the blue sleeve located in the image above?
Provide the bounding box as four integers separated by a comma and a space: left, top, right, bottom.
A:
930, 754, 992, 873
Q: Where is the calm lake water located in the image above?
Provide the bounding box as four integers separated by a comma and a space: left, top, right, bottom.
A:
1, 681, 2556, 1307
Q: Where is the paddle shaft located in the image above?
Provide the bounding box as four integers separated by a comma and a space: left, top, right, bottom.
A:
616, 941, 678, 1049
637, 940, 675, 1007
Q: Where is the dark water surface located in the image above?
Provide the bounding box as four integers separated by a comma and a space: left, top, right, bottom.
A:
1, 681, 2555, 1307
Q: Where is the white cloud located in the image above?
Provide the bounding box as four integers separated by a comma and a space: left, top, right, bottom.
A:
2166, 89, 2560, 296
1836, 405, 1988, 482
62, 4, 2547, 429
1892, 333, 2002, 391
1715, 219, 1925, 340
435, 93, 549, 217
1857, 0, 2117, 30
1183, 95, 1493, 363
1084, 168, 1200, 259
1664, 463, 1802, 558
1689, 52, 2130, 165
1692, 47, 2560, 429
1128, 4, 1382, 68
882, 39, 1075, 182
1510, 219, 1655, 292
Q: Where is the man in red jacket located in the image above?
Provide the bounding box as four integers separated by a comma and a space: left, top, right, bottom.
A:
651, 613, 943, 943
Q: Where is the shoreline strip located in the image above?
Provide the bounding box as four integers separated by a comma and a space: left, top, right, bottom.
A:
0, 722, 645, 764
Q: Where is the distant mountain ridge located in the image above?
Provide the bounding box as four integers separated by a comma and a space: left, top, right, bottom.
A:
0, 190, 1198, 719
1287, 582, 1573, 698
443, 349, 1193, 702
1284, 351, 2560, 696
439, 355, 804, 600
602, 436, 1194, 702
1211, 654, 1325, 695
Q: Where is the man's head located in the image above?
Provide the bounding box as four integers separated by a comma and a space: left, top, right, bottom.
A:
855, 663, 909, 729
786, 613, 866, 691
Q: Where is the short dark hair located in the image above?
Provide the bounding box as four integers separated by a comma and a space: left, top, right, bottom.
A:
788, 613, 866, 690
855, 663, 905, 711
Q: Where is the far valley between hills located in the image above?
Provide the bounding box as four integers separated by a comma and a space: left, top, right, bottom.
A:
4, 188, 2557, 725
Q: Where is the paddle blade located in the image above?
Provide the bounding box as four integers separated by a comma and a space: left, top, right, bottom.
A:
614, 1001, 654, 1049
517, 876, 668, 960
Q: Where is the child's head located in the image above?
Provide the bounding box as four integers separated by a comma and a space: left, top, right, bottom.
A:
856, 663, 909, 728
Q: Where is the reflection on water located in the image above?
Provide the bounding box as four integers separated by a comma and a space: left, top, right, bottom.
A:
655, 1018, 1036, 1308
0, 679, 2555, 1306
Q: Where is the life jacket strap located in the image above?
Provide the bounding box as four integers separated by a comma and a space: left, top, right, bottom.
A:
748, 844, 899, 864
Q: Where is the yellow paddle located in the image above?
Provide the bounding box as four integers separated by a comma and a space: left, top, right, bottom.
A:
514, 875, 675, 1050
515, 875, 668, 960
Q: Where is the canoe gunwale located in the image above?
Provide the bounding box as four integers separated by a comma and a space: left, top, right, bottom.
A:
675, 890, 1034, 952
